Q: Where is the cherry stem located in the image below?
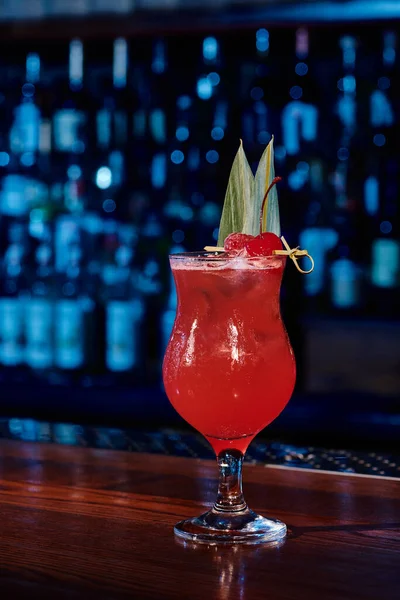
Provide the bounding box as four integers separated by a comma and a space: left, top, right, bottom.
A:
259, 176, 282, 235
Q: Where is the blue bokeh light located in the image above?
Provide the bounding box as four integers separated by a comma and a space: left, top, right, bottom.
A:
374, 133, 386, 147
22, 83, 35, 98
172, 229, 185, 243
256, 29, 269, 52
337, 75, 356, 93
290, 86, 303, 100
152, 59, 165, 75
250, 86, 264, 100
380, 220, 392, 234
211, 127, 224, 141
275, 146, 286, 161
288, 170, 307, 190
203, 37, 218, 62
26, 52, 40, 82
96, 166, 112, 189
0, 152, 10, 166
383, 48, 395, 65
177, 95, 192, 110
176, 126, 189, 142
297, 161, 310, 173
171, 150, 185, 164
20, 152, 35, 167
295, 62, 308, 76
206, 150, 219, 164
378, 76, 390, 91
67, 164, 82, 180
103, 199, 116, 213
337, 147, 350, 161
207, 72, 220, 86
197, 77, 213, 100
256, 28, 269, 40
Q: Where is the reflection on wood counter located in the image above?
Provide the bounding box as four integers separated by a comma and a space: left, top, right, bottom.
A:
0, 440, 399, 599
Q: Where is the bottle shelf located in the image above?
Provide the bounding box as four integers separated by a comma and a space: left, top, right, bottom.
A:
0, 21, 398, 417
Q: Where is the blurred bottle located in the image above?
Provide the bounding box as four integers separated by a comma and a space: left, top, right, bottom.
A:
94, 68, 118, 218
175, 95, 192, 149
369, 234, 400, 318
52, 40, 89, 217
2, 53, 50, 220
240, 30, 270, 150
299, 227, 339, 298
0, 226, 27, 366
9, 53, 41, 158
113, 37, 129, 149
54, 213, 80, 274
330, 250, 361, 310
54, 244, 85, 370
370, 32, 396, 129
371, 238, 399, 290
95, 50, 126, 195
96, 94, 113, 153
94, 39, 128, 204
25, 51, 54, 182
63, 162, 86, 214
192, 35, 223, 167
80, 213, 106, 377
104, 238, 144, 374
131, 64, 149, 141
282, 101, 318, 156
149, 39, 167, 146
364, 173, 379, 217
53, 39, 87, 156
137, 212, 164, 296
211, 100, 228, 146
0, 174, 28, 218
136, 211, 168, 378
25, 238, 54, 369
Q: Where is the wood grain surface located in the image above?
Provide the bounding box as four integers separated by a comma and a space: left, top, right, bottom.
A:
0, 440, 399, 600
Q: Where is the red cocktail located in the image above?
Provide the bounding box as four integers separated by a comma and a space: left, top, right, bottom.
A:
163, 252, 296, 544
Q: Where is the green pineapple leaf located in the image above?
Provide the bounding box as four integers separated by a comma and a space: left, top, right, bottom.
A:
254, 136, 281, 236
217, 140, 254, 246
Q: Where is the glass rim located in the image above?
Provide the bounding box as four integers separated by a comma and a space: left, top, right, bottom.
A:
169, 251, 286, 262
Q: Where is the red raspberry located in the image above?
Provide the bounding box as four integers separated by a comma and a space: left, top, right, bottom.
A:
244, 232, 282, 257
224, 232, 254, 254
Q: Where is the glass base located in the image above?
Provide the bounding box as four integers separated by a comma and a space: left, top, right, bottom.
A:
174, 507, 287, 545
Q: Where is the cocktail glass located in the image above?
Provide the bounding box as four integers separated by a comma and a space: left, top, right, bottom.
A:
163, 252, 295, 544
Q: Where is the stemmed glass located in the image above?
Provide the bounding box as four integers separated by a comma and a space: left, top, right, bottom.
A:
163, 252, 295, 544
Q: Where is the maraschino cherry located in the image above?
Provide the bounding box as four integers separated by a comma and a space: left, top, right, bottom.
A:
224, 233, 253, 254
244, 231, 282, 256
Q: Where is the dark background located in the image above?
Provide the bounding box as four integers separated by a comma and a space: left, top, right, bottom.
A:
0, 0, 398, 451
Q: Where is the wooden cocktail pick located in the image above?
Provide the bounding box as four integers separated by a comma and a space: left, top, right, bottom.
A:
273, 236, 314, 274
204, 236, 314, 275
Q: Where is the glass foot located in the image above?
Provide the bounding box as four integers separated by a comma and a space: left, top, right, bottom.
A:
174, 507, 287, 545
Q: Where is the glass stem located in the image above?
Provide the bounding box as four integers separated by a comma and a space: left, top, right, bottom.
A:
214, 449, 247, 513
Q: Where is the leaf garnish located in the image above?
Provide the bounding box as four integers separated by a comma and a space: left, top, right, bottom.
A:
217, 140, 254, 246
254, 136, 281, 236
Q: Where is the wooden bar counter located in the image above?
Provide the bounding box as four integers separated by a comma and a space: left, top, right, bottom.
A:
0, 439, 399, 599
